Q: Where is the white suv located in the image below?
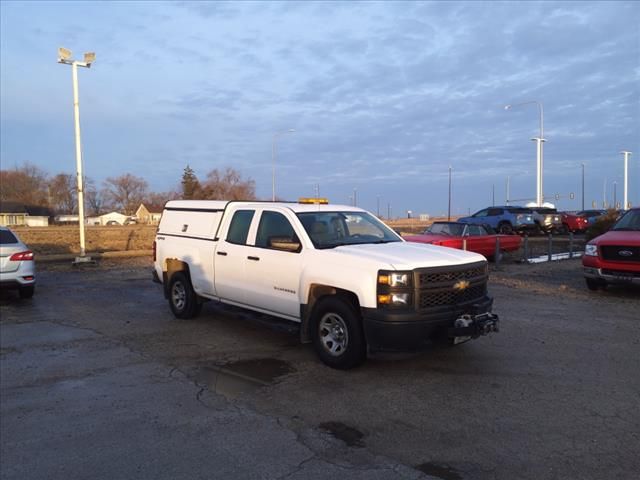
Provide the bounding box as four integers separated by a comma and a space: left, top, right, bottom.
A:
0, 226, 36, 298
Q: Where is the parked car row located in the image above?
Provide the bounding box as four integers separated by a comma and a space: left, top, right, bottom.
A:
457, 205, 609, 236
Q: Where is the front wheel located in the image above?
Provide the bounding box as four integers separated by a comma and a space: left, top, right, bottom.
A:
168, 272, 201, 319
311, 297, 366, 370
585, 278, 605, 291
19, 285, 35, 299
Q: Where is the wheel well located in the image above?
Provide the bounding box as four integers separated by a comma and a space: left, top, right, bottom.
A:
162, 258, 191, 298
300, 284, 361, 343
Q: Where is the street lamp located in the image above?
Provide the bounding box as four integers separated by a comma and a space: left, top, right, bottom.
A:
504, 100, 545, 207
58, 47, 95, 262
621, 151, 632, 210
272, 129, 295, 201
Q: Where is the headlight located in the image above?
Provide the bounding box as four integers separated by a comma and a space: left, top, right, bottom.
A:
378, 293, 412, 306
585, 244, 598, 256
378, 271, 412, 287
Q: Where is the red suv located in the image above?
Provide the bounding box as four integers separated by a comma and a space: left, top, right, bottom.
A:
561, 211, 589, 233
582, 208, 640, 290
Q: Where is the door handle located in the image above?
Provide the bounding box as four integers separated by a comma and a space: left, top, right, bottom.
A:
247, 256, 260, 261
217, 251, 228, 256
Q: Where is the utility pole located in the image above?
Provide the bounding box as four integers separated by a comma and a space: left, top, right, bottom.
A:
581, 163, 585, 211
492, 184, 495, 206
621, 151, 632, 210
353, 188, 357, 207
613, 181, 617, 209
387, 203, 391, 220
447, 166, 452, 221
506, 176, 510, 205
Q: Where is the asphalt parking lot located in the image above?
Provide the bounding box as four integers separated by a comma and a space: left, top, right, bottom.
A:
1, 259, 639, 480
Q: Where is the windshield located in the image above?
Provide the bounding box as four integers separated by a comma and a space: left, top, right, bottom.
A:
297, 211, 402, 249
612, 210, 640, 231
426, 223, 465, 236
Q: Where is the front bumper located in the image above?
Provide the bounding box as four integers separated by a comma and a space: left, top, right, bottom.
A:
583, 256, 640, 285
361, 295, 496, 351
583, 266, 640, 285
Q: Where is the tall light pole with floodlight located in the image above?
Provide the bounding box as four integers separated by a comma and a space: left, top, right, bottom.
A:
621, 151, 632, 210
58, 47, 95, 262
272, 129, 295, 201
504, 100, 545, 207
447, 166, 452, 220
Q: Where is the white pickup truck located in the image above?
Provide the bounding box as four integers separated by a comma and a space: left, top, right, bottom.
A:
153, 200, 499, 369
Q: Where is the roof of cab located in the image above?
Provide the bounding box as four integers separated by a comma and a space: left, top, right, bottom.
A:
164, 200, 366, 214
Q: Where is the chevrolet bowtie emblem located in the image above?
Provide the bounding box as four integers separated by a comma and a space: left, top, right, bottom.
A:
453, 280, 470, 291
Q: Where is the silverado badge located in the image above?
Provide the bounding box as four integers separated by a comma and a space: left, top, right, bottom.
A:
453, 280, 470, 291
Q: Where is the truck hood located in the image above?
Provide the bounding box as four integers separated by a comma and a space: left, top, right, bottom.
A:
592, 230, 640, 246
329, 241, 485, 270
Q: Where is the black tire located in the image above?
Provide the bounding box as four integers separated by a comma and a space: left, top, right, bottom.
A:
168, 272, 201, 319
585, 278, 604, 291
498, 222, 513, 235
19, 286, 35, 299
311, 297, 367, 370
560, 224, 570, 235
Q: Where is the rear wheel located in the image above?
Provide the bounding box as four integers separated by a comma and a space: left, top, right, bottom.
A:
169, 272, 201, 319
497, 222, 513, 235
18, 286, 34, 299
311, 297, 366, 370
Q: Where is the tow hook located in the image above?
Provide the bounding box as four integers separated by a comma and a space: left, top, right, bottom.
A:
449, 313, 500, 344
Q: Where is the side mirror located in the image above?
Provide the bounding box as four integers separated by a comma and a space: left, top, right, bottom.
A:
268, 236, 301, 253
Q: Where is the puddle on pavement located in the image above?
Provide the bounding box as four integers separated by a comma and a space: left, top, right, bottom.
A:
318, 421, 365, 447
193, 358, 295, 400
415, 462, 462, 480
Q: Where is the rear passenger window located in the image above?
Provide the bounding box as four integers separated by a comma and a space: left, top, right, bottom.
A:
226, 210, 254, 245
0, 230, 18, 244
488, 208, 503, 216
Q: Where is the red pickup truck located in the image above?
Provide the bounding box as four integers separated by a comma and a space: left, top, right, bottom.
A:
582, 208, 640, 290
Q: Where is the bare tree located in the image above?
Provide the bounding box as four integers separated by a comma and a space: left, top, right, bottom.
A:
84, 178, 105, 216
0, 163, 49, 206
201, 167, 256, 200
102, 174, 148, 215
144, 191, 179, 212
48, 173, 76, 214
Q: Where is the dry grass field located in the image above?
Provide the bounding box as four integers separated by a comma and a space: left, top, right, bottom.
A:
11, 225, 157, 255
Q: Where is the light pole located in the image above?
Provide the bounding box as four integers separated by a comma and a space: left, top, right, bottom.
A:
353, 188, 357, 207
272, 129, 295, 201
376, 195, 380, 217
621, 151, 632, 210
506, 175, 510, 205
504, 100, 545, 207
58, 47, 95, 261
581, 163, 585, 211
447, 166, 452, 221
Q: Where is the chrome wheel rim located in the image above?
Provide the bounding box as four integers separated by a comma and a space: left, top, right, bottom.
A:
172, 282, 186, 310
319, 313, 349, 356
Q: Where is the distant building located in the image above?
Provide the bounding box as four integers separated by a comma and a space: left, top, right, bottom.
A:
0, 201, 51, 227
135, 204, 162, 225
86, 211, 130, 226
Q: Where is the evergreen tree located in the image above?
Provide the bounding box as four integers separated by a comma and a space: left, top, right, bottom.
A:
181, 165, 201, 199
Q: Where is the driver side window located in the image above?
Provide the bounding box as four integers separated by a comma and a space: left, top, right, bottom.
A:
255, 211, 300, 252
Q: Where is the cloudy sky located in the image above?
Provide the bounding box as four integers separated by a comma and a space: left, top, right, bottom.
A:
1, 1, 639, 216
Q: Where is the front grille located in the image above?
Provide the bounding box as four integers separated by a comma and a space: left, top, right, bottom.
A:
418, 265, 486, 286
415, 261, 488, 311
419, 284, 486, 309
601, 245, 640, 262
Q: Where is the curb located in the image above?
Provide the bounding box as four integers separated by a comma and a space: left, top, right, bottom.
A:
36, 250, 152, 263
